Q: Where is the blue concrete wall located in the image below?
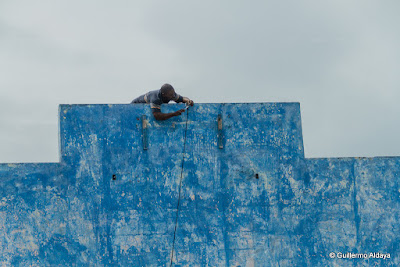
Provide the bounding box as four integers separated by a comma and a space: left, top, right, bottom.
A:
0, 103, 398, 266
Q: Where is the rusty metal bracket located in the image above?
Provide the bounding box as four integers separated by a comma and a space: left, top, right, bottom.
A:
218, 114, 223, 149
142, 115, 148, 150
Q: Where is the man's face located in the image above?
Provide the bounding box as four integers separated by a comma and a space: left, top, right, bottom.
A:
162, 90, 176, 102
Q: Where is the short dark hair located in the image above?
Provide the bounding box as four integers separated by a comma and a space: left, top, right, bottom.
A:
160, 83, 174, 94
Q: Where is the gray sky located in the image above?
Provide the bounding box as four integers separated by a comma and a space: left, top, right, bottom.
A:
1, 0, 399, 163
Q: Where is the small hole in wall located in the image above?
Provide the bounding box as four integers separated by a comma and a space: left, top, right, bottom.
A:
255, 173, 259, 179
112, 174, 116, 180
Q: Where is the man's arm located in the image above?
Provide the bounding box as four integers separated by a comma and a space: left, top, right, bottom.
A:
174, 94, 194, 106
182, 97, 194, 106
152, 109, 186, 121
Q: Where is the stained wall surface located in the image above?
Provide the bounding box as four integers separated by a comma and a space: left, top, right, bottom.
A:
0, 103, 398, 266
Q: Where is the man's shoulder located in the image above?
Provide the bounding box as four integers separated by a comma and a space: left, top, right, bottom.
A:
147, 89, 160, 95
147, 89, 162, 104
146, 89, 159, 97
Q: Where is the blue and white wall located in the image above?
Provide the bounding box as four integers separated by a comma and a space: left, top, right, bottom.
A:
0, 103, 398, 266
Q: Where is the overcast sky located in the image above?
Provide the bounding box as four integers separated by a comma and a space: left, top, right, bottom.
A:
1, 0, 399, 163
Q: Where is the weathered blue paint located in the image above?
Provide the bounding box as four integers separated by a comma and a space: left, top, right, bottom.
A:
0, 103, 399, 266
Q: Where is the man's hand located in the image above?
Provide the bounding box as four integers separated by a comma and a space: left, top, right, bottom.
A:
183, 97, 194, 106
174, 109, 186, 116
153, 109, 185, 121
153, 109, 186, 121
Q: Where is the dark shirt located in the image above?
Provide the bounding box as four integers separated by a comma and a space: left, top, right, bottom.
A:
131, 89, 184, 113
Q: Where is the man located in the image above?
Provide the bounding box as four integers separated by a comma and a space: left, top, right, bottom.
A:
131, 84, 194, 121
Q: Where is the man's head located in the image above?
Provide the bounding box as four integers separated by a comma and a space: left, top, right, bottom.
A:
160, 83, 177, 102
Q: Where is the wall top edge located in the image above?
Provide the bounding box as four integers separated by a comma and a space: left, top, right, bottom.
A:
59, 102, 300, 107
